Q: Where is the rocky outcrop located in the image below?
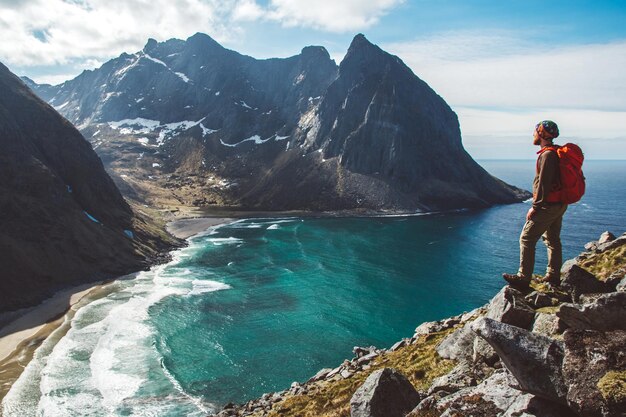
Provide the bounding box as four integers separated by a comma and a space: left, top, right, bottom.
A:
26, 33, 529, 213
562, 330, 626, 417
0, 62, 175, 313
471, 318, 568, 404
350, 368, 422, 417
557, 292, 626, 331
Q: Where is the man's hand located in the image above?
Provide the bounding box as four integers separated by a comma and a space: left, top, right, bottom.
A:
526, 207, 536, 221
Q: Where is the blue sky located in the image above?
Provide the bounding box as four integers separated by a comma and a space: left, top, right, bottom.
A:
1, 0, 625, 159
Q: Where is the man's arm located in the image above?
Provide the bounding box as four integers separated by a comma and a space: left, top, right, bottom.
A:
528, 150, 559, 219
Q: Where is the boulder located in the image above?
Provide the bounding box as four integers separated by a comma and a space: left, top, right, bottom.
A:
428, 361, 476, 395
486, 286, 535, 329
436, 324, 475, 362
532, 313, 562, 338
562, 329, 626, 417
596, 233, 626, 253
526, 291, 557, 309
560, 262, 609, 302
557, 292, 626, 331
598, 231, 616, 244
473, 336, 499, 366
471, 318, 568, 404
350, 368, 422, 417
413, 321, 445, 337
412, 369, 573, 417
617, 276, 626, 292
606, 267, 626, 290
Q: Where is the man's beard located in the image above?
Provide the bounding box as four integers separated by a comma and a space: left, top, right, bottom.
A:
533, 136, 541, 145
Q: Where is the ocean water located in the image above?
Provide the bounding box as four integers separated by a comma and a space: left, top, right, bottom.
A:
3, 160, 625, 416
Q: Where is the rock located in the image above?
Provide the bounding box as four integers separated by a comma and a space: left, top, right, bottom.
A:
428, 362, 476, 395
617, 276, 626, 292
389, 340, 406, 352
532, 313, 562, 338
486, 286, 536, 329
471, 318, 568, 404
596, 233, 626, 253
341, 370, 353, 379
562, 329, 626, 417
350, 368, 422, 417
557, 292, 626, 331
473, 336, 499, 366
560, 263, 609, 302
353, 346, 377, 358
308, 368, 333, 382
460, 306, 486, 323
356, 352, 379, 364
413, 320, 446, 337
413, 369, 573, 417
585, 241, 599, 252
436, 324, 475, 362
525, 291, 557, 309
606, 267, 626, 290
598, 231, 616, 244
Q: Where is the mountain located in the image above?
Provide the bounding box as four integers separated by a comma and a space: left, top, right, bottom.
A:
0, 62, 176, 313
25, 33, 529, 212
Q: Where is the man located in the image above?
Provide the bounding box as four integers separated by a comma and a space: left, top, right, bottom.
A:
503, 120, 567, 289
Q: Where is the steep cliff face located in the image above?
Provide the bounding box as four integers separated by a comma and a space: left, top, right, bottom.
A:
0, 62, 172, 313
25, 33, 529, 212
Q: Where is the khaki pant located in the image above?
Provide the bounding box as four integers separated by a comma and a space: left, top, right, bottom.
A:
518, 204, 568, 279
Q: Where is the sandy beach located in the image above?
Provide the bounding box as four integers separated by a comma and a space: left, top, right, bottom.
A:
166, 216, 235, 239
0, 216, 236, 403
0, 277, 131, 402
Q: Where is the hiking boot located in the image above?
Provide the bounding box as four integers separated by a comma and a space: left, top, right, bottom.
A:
502, 273, 531, 289
534, 274, 560, 286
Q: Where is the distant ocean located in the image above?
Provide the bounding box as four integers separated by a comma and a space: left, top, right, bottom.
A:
3, 160, 625, 416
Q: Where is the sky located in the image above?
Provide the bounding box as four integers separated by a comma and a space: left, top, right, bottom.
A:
1, 0, 625, 159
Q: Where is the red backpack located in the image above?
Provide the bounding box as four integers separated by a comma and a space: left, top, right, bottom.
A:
539, 143, 586, 204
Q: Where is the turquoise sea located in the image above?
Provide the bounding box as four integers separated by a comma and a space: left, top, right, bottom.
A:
3, 160, 625, 416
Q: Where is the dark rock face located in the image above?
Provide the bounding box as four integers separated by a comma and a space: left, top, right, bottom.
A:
562, 330, 626, 417
560, 262, 613, 302
0, 62, 157, 312
26, 33, 528, 212
471, 318, 568, 404
486, 286, 536, 329
412, 369, 574, 417
349, 368, 422, 417
557, 292, 626, 331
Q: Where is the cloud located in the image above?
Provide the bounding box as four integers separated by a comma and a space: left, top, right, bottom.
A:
0, 0, 237, 67
233, 0, 404, 32
385, 32, 626, 112
456, 107, 626, 159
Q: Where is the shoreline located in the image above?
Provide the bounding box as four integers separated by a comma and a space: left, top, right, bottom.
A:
0, 277, 133, 402
0, 216, 236, 404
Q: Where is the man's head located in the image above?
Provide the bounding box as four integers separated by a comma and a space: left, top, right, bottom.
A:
533, 120, 559, 146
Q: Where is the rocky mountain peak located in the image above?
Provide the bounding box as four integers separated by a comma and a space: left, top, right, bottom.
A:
24, 33, 529, 212
143, 38, 158, 52
300, 45, 331, 61
186, 32, 224, 51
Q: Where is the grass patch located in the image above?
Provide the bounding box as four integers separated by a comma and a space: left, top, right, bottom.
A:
579, 245, 626, 280
263, 331, 455, 417
598, 370, 626, 404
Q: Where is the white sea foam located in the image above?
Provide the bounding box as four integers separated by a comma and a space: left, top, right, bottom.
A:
267, 224, 280, 230
188, 280, 231, 296
4, 244, 232, 416
206, 237, 244, 246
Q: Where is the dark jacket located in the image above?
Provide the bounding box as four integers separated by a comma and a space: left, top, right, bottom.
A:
533, 148, 561, 209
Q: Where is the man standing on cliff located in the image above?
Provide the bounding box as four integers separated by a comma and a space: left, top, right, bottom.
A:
503, 120, 567, 289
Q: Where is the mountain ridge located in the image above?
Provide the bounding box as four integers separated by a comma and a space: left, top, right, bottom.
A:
0, 62, 178, 313
24, 33, 530, 213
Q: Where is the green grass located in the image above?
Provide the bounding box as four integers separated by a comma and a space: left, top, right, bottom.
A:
262, 331, 455, 417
